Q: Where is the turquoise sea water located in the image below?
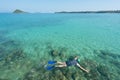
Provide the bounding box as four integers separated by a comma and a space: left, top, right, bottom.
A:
0, 13, 120, 80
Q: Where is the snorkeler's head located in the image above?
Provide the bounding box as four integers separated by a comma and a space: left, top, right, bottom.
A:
74, 56, 80, 62
74, 56, 79, 60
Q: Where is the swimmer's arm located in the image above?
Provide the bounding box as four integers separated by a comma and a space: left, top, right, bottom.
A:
76, 63, 89, 73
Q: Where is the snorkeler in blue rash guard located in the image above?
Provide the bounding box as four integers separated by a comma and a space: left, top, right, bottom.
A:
47, 56, 89, 73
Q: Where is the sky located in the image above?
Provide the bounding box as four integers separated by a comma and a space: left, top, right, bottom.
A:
0, 0, 120, 13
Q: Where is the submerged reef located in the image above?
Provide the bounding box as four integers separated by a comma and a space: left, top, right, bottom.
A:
0, 39, 28, 80
22, 58, 113, 80
94, 50, 120, 68
0, 39, 120, 80
23, 47, 120, 80
49, 47, 68, 60
0, 40, 18, 61
94, 50, 120, 80
0, 40, 25, 63
44, 42, 68, 60
21, 47, 116, 80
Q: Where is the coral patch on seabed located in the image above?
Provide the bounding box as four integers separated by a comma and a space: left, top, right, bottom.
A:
22, 55, 114, 80
49, 47, 67, 59
0, 39, 28, 80
93, 50, 120, 80
0, 39, 120, 80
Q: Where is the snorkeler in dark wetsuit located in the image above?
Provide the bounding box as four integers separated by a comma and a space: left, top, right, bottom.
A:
54, 56, 89, 73
66, 59, 78, 66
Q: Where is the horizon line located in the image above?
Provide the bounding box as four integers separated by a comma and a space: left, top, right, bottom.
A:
0, 9, 120, 13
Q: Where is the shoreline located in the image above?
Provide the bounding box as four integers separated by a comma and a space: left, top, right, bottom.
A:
55, 10, 120, 14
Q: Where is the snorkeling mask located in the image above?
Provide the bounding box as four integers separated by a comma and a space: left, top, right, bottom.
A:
77, 58, 80, 62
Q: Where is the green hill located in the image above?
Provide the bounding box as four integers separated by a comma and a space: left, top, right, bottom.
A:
13, 9, 27, 13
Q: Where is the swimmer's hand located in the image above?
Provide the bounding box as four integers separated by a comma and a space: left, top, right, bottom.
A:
85, 69, 90, 73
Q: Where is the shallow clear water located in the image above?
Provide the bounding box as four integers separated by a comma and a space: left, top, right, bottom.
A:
0, 13, 120, 80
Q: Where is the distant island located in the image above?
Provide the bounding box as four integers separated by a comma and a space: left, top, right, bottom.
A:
13, 9, 28, 13
55, 10, 120, 13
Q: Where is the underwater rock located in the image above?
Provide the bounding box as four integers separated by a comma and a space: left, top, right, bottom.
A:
93, 50, 120, 80
23, 68, 41, 80
23, 63, 47, 80
110, 60, 120, 69
6, 49, 25, 61
49, 47, 67, 59
97, 50, 120, 59
45, 42, 68, 59
0, 40, 20, 59
80, 59, 112, 80
71, 71, 84, 80
45, 42, 53, 50
52, 70, 67, 80
81, 59, 100, 80
85, 68, 101, 80
50, 49, 59, 57
59, 47, 67, 59
97, 65, 110, 80
0, 39, 24, 68
94, 50, 107, 60
1, 48, 26, 68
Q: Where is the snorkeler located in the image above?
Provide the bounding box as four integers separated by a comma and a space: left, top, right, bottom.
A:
46, 56, 89, 73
